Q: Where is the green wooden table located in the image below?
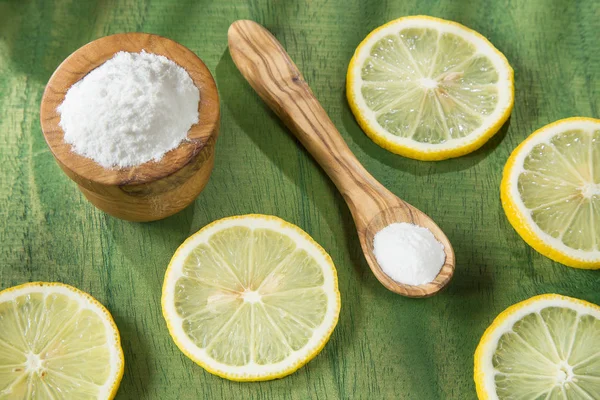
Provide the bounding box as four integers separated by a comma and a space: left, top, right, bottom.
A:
1, 0, 599, 398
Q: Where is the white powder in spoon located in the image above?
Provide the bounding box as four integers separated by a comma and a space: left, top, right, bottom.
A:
373, 222, 445, 286
57, 50, 200, 169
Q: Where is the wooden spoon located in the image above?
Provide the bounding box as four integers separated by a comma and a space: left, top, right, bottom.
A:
228, 20, 455, 297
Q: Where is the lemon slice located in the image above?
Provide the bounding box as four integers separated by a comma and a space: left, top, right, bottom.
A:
0, 282, 124, 399
501, 117, 600, 269
161, 215, 341, 381
474, 294, 600, 399
347, 15, 514, 160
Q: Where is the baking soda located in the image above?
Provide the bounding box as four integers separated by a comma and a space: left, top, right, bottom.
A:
373, 223, 445, 286
57, 51, 200, 168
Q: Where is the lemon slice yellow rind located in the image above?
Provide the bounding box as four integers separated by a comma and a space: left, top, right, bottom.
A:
0, 282, 124, 399
501, 117, 600, 269
474, 294, 600, 399
347, 15, 514, 160
161, 214, 341, 382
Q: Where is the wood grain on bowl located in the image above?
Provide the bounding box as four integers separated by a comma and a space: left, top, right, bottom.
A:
40, 33, 220, 221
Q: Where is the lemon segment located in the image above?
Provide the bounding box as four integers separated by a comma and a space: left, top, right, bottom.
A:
162, 215, 340, 381
501, 117, 600, 268
347, 15, 514, 160
474, 294, 600, 400
0, 282, 124, 399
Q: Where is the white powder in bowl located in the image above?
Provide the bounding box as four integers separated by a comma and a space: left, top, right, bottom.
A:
57, 50, 200, 169
373, 222, 445, 286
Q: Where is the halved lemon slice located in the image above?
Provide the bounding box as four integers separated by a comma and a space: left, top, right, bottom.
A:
474, 294, 600, 399
0, 282, 124, 399
161, 215, 340, 381
501, 117, 600, 269
347, 15, 514, 160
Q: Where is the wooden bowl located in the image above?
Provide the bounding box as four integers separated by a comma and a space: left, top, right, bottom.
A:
40, 33, 220, 222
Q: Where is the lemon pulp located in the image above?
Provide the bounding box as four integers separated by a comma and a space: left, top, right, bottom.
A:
517, 129, 600, 251
362, 30, 499, 143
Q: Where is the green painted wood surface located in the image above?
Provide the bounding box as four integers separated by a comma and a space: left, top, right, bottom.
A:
1, 0, 599, 398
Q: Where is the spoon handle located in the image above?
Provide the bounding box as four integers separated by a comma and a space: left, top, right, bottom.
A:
228, 20, 397, 223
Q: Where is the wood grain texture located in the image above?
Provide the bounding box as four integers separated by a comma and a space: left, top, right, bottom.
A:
228, 20, 454, 297
1, 0, 599, 398
40, 33, 220, 221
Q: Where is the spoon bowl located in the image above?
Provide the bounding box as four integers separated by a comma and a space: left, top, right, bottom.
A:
361, 204, 455, 297
228, 20, 455, 297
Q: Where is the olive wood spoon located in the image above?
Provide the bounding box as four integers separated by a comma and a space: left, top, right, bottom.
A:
228, 20, 455, 297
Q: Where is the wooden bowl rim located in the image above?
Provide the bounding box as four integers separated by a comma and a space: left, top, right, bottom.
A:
40, 32, 220, 186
